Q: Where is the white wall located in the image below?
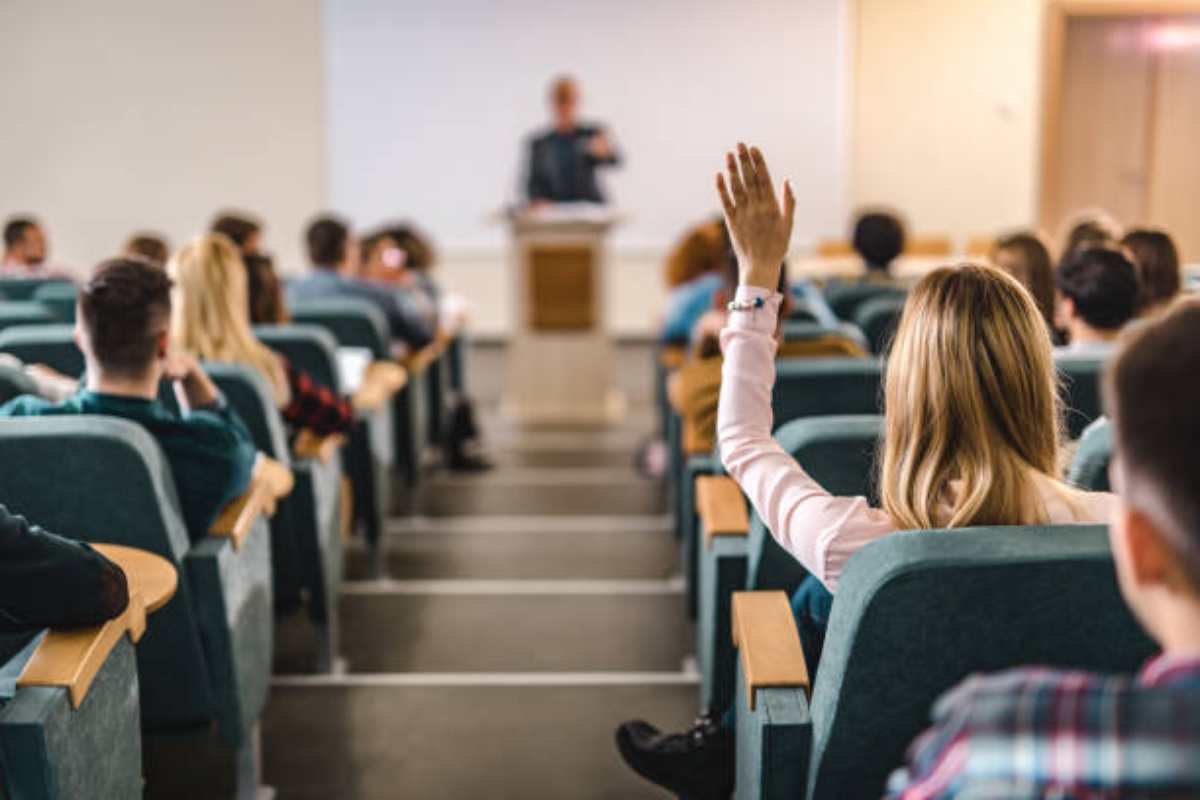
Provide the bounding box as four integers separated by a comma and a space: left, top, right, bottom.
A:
323, 0, 851, 250
0, 0, 325, 276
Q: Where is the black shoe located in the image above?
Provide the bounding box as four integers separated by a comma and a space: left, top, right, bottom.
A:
615, 714, 734, 800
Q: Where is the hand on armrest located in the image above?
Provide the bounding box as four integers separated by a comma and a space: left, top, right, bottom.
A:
293, 429, 346, 464
352, 360, 409, 413
209, 455, 294, 549
696, 475, 750, 546
731, 591, 810, 710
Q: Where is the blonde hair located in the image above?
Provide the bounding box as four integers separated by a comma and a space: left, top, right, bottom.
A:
880, 264, 1063, 530
168, 234, 291, 407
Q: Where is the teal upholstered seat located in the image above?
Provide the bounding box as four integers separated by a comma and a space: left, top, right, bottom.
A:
31, 283, 79, 323
680, 359, 882, 620
0, 634, 142, 800
0, 302, 56, 334
202, 363, 344, 670
1068, 416, 1112, 492
0, 279, 71, 302
0, 417, 273, 792
698, 416, 882, 713
256, 325, 391, 564
0, 326, 82, 377
852, 295, 906, 355
1056, 355, 1106, 440
821, 281, 906, 322
734, 525, 1156, 800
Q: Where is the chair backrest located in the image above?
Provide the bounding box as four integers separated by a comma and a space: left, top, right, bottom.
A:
1056, 355, 1106, 440
255, 324, 342, 394
0, 416, 213, 730
780, 321, 869, 356
0, 325, 83, 377
290, 298, 390, 359
0, 302, 56, 334
772, 358, 883, 428
202, 362, 290, 464
822, 282, 906, 322
1069, 417, 1112, 492
852, 295, 906, 355
0, 278, 71, 302
748, 416, 883, 591
31, 282, 79, 323
807, 525, 1156, 799
0, 364, 36, 404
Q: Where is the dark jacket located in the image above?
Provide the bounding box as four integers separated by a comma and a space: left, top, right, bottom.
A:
524, 124, 620, 204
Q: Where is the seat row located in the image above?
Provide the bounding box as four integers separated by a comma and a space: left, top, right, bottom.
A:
0, 287, 461, 799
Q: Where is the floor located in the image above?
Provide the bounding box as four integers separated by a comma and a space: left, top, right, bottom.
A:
255, 342, 695, 798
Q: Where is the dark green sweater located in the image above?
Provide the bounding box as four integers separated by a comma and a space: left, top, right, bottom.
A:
0, 390, 257, 542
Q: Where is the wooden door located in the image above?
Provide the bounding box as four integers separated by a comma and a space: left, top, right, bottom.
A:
1147, 35, 1200, 261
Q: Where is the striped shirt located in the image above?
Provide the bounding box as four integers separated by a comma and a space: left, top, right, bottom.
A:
886, 654, 1200, 799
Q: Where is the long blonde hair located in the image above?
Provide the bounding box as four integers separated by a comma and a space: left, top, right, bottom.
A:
879, 264, 1063, 530
168, 234, 291, 407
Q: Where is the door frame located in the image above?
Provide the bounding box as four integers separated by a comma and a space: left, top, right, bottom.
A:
1038, 1, 1200, 232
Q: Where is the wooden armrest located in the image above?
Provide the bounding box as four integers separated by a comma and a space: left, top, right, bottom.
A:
352, 360, 409, 412
19, 544, 177, 709
209, 456, 294, 549
404, 344, 440, 377
659, 346, 686, 371
731, 591, 810, 711
293, 429, 345, 464
696, 475, 749, 546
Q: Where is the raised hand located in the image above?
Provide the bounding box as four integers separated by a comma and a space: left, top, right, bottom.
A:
716, 143, 795, 291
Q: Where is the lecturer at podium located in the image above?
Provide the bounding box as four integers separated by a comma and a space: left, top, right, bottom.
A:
523, 76, 621, 205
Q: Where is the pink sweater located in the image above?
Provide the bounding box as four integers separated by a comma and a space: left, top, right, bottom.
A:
716, 286, 1112, 592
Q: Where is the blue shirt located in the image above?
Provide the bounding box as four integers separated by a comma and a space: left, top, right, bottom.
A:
288, 269, 435, 350
0, 391, 257, 542
660, 273, 724, 344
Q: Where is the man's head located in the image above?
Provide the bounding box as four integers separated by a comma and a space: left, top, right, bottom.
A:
306, 215, 359, 274
3, 216, 47, 266
852, 211, 905, 273
1055, 247, 1138, 339
76, 258, 173, 382
122, 232, 170, 268
211, 212, 263, 256
1106, 299, 1200, 644
549, 75, 580, 130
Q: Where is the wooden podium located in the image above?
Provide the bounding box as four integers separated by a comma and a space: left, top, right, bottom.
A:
502, 206, 625, 426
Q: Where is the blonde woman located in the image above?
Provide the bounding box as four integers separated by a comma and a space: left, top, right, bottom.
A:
169, 234, 353, 437
617, 145, 1111, 800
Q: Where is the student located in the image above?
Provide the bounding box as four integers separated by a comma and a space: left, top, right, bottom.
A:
1055, 246, 1139, 356
211, 211, 264, 257
170, 234, 353, 437
244, 252, 290, 325
289, 215, 435, 353
358, 230, 438, 330
1, 216, 48, 276
1122, 228, 1181, 316
1059, 209, 1121, 259
0, 505, 129, 633
852, 209, 906, 276
660, 218, 730, 344
991, 231, 1055, 333
0, 258, 257, 541
887, 298, 1200, 798
122, 232, 170, 268
617, 145, 1110, 799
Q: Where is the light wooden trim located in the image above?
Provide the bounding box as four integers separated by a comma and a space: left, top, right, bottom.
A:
696, 475, 749, 547
816, 239, 855, 258
966, 236, 997, 259
659, 346, 687, 371
404, 344, 441, 377
903, 236, 953, 258
339, 476, 355, 542
209, 456, 294, 549
18, 544, 177, 709
1037, 0, 1200, 230
731, 591, 811, 711
293, 430, 345, 464
351, 360, 409, 413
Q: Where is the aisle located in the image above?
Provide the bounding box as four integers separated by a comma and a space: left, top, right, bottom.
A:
262, 342, 696, 798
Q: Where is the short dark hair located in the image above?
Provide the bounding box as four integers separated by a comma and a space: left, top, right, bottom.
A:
123, 233, 170, 267
1056, 247, 1138, 331
211, 212, 262, 250
1121, 229, 1181, 313
78, 258, 173, 378
306, 215, 349, 268
3, 217, 38, 248
852, 212, 905, 272
1106, 298, 1200, 585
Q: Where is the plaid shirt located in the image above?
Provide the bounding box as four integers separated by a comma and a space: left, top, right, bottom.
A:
280, 359, 354, 437
886, 655, 1200, 799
